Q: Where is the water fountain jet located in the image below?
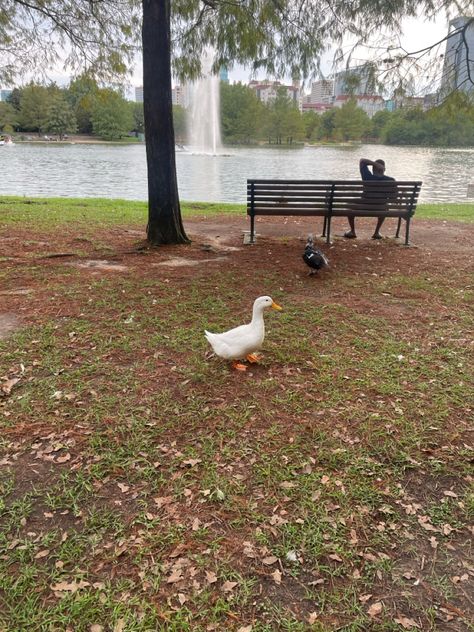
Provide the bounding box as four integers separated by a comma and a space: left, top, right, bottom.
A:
187, 49, 222, 155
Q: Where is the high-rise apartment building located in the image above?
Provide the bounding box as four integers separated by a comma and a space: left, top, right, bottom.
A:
309, 79, 334, 104
135, 86, 143, 103
440, 16, 474, 97
172, 85, 189, 108
333, 64, 379, 98
248, 80, 301, 109
219, 67, 229, 83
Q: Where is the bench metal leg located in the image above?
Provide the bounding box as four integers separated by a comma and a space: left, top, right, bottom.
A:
322, 216, 327, 238
395, 217, 402, 239
404, 217, 411, 246
250, 214, 255, 244
325, 216, 332, 245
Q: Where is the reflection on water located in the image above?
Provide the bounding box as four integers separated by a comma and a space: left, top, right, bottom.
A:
0, 143, 473, 204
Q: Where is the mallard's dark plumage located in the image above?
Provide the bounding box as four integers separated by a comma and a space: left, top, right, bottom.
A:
303, 234, 329, 275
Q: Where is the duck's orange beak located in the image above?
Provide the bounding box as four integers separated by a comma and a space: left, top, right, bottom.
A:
271, 301, 282, 311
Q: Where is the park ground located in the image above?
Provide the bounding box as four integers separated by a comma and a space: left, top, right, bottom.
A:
0, 198, 473, 631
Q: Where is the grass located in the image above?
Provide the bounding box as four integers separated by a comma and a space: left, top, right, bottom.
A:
0, 198, 473, 630
0, 196, 244, 230
0, 196, 473, 230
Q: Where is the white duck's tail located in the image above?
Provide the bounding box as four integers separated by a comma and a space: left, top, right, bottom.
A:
204, 330, 218, 350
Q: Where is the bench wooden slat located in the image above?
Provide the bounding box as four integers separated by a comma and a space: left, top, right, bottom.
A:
248, 179, 421, 185
253, 208, 330, 216
253, 204, 330, 211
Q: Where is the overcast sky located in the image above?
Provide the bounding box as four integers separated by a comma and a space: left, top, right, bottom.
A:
10, 11, 453, 97
125, 12, 452, 95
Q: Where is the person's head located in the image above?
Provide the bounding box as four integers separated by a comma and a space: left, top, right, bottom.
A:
373, 159, 386, 176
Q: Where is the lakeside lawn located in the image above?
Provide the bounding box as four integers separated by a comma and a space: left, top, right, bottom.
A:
0, 198, 473, 631
0, 196, 473, 230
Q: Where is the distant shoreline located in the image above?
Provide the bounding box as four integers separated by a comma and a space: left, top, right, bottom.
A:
11, 135, 361, 148
13, 134, 142, 145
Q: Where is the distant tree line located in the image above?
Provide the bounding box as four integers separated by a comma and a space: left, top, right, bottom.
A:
1, 78, 473, 147
0, 76, 185, 142
221, 83, 474, 147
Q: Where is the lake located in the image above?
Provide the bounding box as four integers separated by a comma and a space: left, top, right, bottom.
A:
1, 142, 473, 204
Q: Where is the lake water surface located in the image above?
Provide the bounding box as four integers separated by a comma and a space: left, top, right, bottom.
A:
1, 142, 473, 204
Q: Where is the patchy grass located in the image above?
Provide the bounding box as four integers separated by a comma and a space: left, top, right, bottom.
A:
416, 203, 474, 223
0, 196, 473, 231
0, 206, 473, 631
0, 197, 244, 230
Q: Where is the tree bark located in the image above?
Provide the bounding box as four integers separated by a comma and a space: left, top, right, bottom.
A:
142, 0, 189, 244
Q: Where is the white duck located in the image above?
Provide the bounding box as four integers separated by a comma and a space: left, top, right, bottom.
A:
205, 296, 282, 371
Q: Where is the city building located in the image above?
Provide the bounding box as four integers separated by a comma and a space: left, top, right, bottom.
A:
333, 64, 380, 98
135, 84, 189, 108
309, 79, 334, 105
301, 102, 333, 114
248, 80, 301, 109
172, 85, 189, 108
440, 16, 474, 98
392, 96, 425, 110
0, 89, 12, 102
423, 93, 439, 110
219, 67, 229, 83
333, 95, 385, 118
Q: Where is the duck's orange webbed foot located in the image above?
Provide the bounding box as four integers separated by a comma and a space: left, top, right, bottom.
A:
231, 360, 247, 371
246, 353, 260, 364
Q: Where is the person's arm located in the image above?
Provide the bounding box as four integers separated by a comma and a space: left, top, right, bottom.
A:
360, 158, 379, 169
359, 158, 375, 178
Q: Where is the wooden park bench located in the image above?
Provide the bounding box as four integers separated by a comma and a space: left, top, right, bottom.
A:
247, 179, 422, 246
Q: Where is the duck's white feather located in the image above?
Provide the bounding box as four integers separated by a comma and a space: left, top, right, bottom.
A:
205, 296, 279, 361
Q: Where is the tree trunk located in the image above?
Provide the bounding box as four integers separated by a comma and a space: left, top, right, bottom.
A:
142, 0, 189, 244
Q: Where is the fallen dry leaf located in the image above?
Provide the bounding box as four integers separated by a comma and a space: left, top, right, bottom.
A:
237, 626, 252, 632
56, 453, 71, 464
308, 612, 318, 624
154, 496, 174, 509
417, 516, 438, 532
359, 594, 372, 603
90, 626, 104, 632
117, 483, 130, 493
394, 615, 421, 629
328, 553, 343, 562
1, 376, 20, 396
182, 458, 202, 467
205, 570, 218, 584
51, 580, 90, 593
34, 549, 50, 559
286, 550, 298, 562
279, 481, 296, 489
113, 620, 125, 632
221, 580, 238, 593
262, 555, 278, 566
367, 602, 383, 617
167, 569, 183, 583
271, 569, 282, 585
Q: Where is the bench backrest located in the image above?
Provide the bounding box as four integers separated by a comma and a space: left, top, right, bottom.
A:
247, 179, 422, 218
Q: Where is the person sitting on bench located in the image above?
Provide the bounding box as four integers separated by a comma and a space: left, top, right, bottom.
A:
344, 158, 395, 240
